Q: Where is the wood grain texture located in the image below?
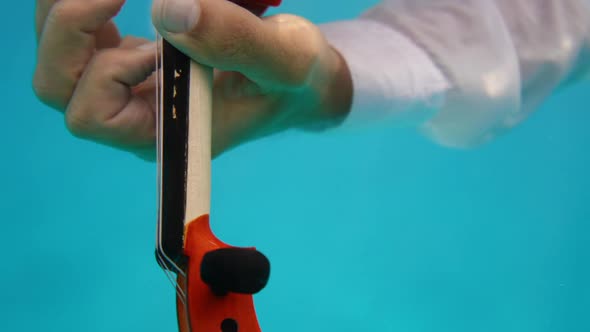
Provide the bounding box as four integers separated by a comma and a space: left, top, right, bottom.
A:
185, 62, 213, 225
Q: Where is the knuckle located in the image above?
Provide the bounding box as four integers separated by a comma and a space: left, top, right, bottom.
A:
91, 49, 119, 67
47, 1, 82, 26
32, 73, 53, 104
217, 37, 246, 60
32, 70, 67, 109
89, 49, 127, 79
207, 27, 258, 68
275, 16, 324, 87
65, 111, 92, 139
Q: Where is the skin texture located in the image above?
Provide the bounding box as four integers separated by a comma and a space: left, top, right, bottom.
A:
33, 0, 352, 160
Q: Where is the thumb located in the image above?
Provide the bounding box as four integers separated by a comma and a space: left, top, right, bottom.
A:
152, 0, 323, 88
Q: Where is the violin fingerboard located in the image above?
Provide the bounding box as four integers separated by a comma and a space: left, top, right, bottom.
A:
157, 39, 191, 271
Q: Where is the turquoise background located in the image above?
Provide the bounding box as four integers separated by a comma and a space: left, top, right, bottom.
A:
1, 1, 588, 331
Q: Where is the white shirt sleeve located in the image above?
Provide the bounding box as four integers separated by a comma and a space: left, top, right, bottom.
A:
319, 0, 590, 148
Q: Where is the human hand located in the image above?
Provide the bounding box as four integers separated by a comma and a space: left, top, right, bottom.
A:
34, 0, 159, 159
33, 0, 352, 160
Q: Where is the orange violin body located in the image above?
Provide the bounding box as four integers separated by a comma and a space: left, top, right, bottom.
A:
177, 215, 262, 332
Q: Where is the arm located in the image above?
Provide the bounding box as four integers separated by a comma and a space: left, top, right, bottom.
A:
33, 0, 590, 158
320, 0, 590, 148
33, 0, 353, 160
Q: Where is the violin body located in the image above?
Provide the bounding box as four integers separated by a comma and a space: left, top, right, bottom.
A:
177, 215, 262, 332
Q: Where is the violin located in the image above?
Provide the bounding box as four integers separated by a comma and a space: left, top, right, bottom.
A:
155, 0, 281, 331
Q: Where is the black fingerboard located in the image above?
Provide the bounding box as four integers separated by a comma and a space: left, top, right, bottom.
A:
158, 40, 191, 271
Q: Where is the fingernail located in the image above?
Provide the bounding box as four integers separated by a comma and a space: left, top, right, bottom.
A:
153, 0, 201, 33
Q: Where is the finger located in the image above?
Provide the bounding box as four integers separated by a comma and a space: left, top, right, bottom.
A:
36, 0, 121, 47
95, 21, 122, 49
212, 92, 283, 157
34, 0, 125, 110
35, 0, 59, 41
65, 44, 157, 149
119, 36, 152, 49
152, 0, 325, 87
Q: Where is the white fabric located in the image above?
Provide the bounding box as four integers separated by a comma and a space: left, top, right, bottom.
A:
320, 0, 590, 148
320, 19, 450, 129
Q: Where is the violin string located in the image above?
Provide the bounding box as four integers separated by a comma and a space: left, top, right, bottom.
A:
177, 286, 187, 307
156, 232, 188, 277
155, 248, 185, 292
156, 251, 188, 304
155, 223, 188, 298
154, 33, 189, 303
155, 31, 187, 280
156, 251, 187, 301
156, 34, 163, 175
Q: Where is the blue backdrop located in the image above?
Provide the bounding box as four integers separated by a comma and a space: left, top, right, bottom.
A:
1, 1, 588, 331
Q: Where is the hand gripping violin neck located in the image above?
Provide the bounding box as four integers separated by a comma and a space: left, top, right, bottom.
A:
155, 1, 281, 331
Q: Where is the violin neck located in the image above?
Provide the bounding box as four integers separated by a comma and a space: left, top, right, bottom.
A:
157, 39, 213, 271
184, 60, 213, 225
